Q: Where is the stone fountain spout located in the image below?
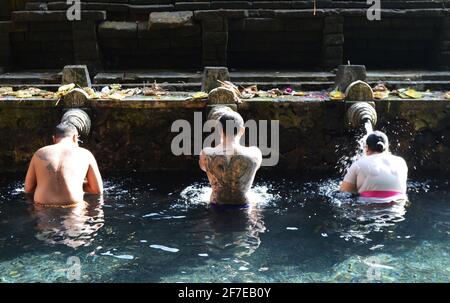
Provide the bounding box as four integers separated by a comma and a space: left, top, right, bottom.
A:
347, 102, 377, 130
61, 109, 91, 138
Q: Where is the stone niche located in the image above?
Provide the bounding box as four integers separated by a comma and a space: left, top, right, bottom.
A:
98, 19, 202, 69
227, 16, 324, 68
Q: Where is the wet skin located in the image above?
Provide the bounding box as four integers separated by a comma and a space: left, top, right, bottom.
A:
200, 138, 262, 205
25, 135, 103, 206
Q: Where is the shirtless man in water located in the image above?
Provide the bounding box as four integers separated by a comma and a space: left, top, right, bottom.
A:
25, 122, 103, 206
199, 109, 262, 207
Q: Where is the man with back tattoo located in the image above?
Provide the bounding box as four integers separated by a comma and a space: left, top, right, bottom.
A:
199, 109, 262, 209
25, 122, 103, 207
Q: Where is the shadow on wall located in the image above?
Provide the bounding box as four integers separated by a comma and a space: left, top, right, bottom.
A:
343, 17, 440, 69
228, 17, 324, 69
99, 21, 202, 70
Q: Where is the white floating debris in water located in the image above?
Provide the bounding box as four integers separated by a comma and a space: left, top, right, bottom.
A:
150, 245, 179, 253
258, 267, 269, 272
286, 227, 298, 230
140, 240, 147, 243
142, 213, 160, 218
161, 215, 186, 219
321, 233, 328, 237
363, 260, 395, 270
100, 251, 134, 260
198, 253, 209, 257
369, 244, 384, 251
239, 266, 249, 271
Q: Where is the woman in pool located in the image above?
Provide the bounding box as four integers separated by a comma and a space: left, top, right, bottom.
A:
340, 131, 408, 204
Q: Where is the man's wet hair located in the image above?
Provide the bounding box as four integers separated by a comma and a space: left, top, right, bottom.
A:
53, 122, 78, 138
366, 131, 389, 153
219, 111, 244, 137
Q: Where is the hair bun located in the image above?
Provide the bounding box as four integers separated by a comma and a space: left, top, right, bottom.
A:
377, 141, 385, 148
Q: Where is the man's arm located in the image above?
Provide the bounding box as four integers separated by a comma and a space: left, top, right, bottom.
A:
24, 156, 37, 193
84, 152, 103, 195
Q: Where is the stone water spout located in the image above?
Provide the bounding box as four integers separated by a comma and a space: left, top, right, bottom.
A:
207, 105, 235, 121
347, 102, 377, 131
61, 109, 91, 138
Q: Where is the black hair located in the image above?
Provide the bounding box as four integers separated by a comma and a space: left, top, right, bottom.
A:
218, 111, 244, 137
53, 122, 78, 138
366, 131, 389, 153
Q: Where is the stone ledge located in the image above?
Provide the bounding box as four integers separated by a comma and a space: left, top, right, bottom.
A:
194, 9, 249, 20
11, 10, 107, 22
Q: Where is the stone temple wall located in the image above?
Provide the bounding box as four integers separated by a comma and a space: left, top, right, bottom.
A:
0, 99, 449, 177
0, 1, 449, 71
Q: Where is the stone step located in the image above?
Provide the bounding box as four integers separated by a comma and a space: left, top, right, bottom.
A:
1, 70, 450, 91
0, 70, 62, 84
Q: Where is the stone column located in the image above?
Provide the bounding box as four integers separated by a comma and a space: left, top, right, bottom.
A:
72, 19, 103, 73
197, 13, 228, 66
0, 21, 12, 72
435, 16, 450, 70
0, 0, 13, 21
321, 16, 344, 69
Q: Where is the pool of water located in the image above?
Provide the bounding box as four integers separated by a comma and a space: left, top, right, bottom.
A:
0, 173, 448, 283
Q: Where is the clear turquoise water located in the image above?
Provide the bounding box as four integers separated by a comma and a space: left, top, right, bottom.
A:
0, 173, 448, 282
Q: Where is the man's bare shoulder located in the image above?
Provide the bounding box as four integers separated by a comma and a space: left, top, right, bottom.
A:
34, 145, 55, 160
237, 146, 262, 160
77, 147, 96, 159
201, 146, 219, 156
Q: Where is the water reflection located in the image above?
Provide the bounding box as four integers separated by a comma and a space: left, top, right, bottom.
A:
316, 179, 407, 244
179, 184, 271, 258
29, 196, 105, 248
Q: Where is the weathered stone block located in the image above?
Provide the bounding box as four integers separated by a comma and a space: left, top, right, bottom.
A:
204, 32, 228, 45
29, 21, 73, 32
283, 19, 323, 31
62, 65, 92, 87
201, 66, 230, 93
194, 9, 249, 20
335, 65, 366, 92
101, 38, 138, 49
175, 2, 211, 10
323, 34, 344, 46
253, 1, 292, 9
149, 11, 194, 30
245, 18, 283, 31
12, 11, 106, 22
129, 4, 175, 15
72, 21, 97, 30
228, 19, 245, 31
210, 1, 252, 9
73, 29, 98, 41
202, 19, 225, 32
138, 39, 170, 50
323, 17, 343, 34
26, 31, 73, 42
98, 22, 137, 39
322, 45, 343, 59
